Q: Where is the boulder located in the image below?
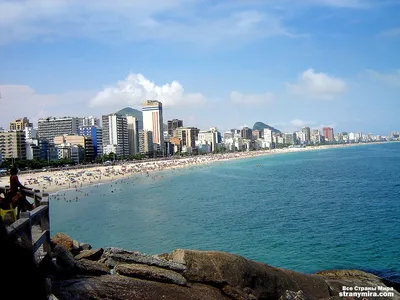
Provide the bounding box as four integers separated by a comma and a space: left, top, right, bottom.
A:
80, 243, 92, 251
317, 270, 400, 300
100, 247, 186, 272
52, 245, 76, 271
75, 248, 104, 261
169, 249, 331, 300
115, 263, 187, 286
75, 259, 110, 276
52, 275, 231, 300
71, 240, 81, 254
51, 233, 73, 251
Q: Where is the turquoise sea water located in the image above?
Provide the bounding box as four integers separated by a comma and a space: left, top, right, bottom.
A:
50, 143, 400, 281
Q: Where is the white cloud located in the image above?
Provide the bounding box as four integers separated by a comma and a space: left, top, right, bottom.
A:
0, 0, 296, 46
286, 69, 347, 100
290, 119, 314, 127
230, 91, 274, 105
0, 85, 95, 128
89, 73, 206, 109
365, 70, 400, 87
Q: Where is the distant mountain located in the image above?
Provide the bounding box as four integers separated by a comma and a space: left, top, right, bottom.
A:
116, 107, 143, 130
252, 122, 281, 134
116, 107, 167, 131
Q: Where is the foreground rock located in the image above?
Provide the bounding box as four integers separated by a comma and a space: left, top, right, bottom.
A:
100, 247, 186, 272
169, 249, 331, 300
52, 275, 230, 300
115, 263, 187, 286
49, 234, 399, 300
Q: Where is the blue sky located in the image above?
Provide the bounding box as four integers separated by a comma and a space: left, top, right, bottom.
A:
0, 0, 399, 135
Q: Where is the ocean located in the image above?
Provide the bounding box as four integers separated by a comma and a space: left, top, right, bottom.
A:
50, 142, 400, 282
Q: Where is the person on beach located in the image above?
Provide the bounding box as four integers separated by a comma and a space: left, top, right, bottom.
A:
7, 166, 34, 218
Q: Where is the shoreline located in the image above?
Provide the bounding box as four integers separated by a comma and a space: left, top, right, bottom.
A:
0, 141, 395, 195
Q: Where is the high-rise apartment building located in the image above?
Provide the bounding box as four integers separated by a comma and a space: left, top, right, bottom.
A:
54, 135, 94, 162
167, 119, 183, 136
81, 116, 100, 127
78, 126, 103, 158
323, 127, 334, 142
139, 130, 154, 154
301, 127, 311, 143
284, 132, 296, 145
126, 116, 139, 155
102, 114, 129, 157
198, 127, 219, 152
142, 100, 164, 152
0, 131, 26, 159
173, 127, 199, 149
264, 129, 273, 143
241, 127, 253, 139
38, 117, 80, 144
9, 117, 32, 131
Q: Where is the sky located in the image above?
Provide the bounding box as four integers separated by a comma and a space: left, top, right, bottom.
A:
0, 0, 399, 135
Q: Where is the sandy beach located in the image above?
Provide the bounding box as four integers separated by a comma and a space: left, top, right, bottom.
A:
0, 143, 387, 195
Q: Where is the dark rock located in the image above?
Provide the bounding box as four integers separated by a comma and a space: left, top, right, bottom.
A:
71, 240, 81, 255
100, 247, 186, 272
170, 249, 331, 300
80, 243, 92, 251
51, 233, 73, 251
75, 248, 104, 261
278, 290, 309, 300
317, 270, 400, 300
53, 245, 76, 271
52, 275, 231, 300
115, 263, 187, 286
222, 285, 256, 300
75, 259, 110, 276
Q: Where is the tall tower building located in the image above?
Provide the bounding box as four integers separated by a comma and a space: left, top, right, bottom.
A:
126, 116, 139, 155
323, 127, 334, 142
302, 127, 311, 143
142, 100, 164, 152
167, 119, 183, 136
263, 129, 273, 143
102, 114, 129, 157
139, 130, 154, 154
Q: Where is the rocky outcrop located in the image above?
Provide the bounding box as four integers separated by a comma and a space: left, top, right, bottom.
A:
317, 270, 400, 300
100, 247, 186, 272
48, 233, 399, 300
115, 263, 187, 286
51, 233, 73, 251
75, 248, 104, 261
169, 249, 331, 300
52, 275, 230, 300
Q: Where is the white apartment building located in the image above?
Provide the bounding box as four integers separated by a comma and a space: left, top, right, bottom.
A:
102, 114, 129, 157
142, 100, 164, 152
198, 128, 219, 152
81, 116, 100, 127
38, 117, 80, 144
264, 129, 273, 143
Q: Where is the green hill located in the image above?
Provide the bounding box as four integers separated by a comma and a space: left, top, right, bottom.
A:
252, 122, 281, 134
116, 107, 143, 129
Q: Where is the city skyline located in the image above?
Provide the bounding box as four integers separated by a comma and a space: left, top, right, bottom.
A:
0, 0, 399, 135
